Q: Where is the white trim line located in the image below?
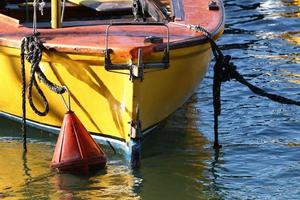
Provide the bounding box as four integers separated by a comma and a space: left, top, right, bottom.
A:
0, 111, 129, 152
0, 111, 160, 154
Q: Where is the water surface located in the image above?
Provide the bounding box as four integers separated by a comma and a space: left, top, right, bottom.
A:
1, 0, 300, 199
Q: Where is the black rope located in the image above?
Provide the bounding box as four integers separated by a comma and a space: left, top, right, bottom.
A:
233, 69, 300, 106
193, 25, 300, 149
20, 33, 66, 151
20, 33, 117, 154
21, 37, 27, 152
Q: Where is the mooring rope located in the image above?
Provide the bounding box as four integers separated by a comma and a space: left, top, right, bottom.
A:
21, 37, 27, 152
187, 24, 300, 149
20, 33, 66, 151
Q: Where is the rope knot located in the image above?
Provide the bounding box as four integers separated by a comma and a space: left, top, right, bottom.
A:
218, 55, 237, 82
22, 33, 42, 62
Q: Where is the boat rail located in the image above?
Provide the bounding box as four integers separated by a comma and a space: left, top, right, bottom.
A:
104, 22, 170, 80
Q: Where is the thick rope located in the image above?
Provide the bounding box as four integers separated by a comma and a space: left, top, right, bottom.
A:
191, 25, 300, 148
21, 33, 66, 151
20, 32, 118, 154
21, 38, 27, 152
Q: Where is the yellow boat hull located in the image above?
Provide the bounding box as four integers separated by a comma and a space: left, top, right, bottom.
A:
0, 42, 211, 145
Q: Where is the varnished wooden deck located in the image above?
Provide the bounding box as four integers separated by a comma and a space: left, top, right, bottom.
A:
0, 0, 224, 56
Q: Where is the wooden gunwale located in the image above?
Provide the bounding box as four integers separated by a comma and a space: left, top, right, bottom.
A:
155, 3, 225, 51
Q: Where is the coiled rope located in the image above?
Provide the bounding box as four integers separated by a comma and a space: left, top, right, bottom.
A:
20, 0, 66, 152
20, 33, 66, 152
19, 33, 117, 154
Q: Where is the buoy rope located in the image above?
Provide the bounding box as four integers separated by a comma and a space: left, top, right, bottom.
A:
173, 23, 300, 149
20, 33, 66, 152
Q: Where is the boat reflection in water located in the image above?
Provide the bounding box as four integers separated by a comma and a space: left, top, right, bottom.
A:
284, 31, 300, 45
0, 141, 140, 199
277, 39, 300, 84
250, 0, 300, 85
281, 0, 300, 46
137, 96, 221, 199
0, 96, 221, 199
279, 0, 300, 85
0, 117, 139, 199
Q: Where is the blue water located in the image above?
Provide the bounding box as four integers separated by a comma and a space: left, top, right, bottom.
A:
1, 0, 300, 199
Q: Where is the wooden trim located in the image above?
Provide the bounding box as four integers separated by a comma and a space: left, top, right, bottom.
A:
0, 0, 225, 55
0, 13, 19, 27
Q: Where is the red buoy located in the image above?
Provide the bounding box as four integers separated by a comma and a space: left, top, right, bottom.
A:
51, 111, 107, 173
